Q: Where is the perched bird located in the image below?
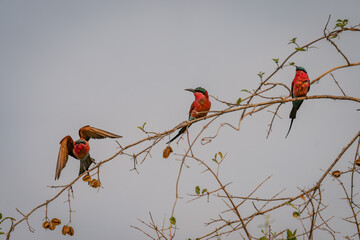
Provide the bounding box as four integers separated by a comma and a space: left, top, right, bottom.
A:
286, 66, 310, 138
55, 125, 122, 180
167, 87, 211, 144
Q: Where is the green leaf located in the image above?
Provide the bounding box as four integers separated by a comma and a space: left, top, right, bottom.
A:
0, 213, 2, 220
241, 89, 250, 93
212, 153, 218, 163
0, 232, 5, 235
288, 37, 297, 45
258, 71, 265, 78
272, 58, 279, 64
289, 62, 295, 66
334, 19, 348, 29
170, 216, 176, 225
295, 47, 306, 51
137, 122, 147, 132
202, 188, 207, 194
259, 237, 268, 240
236, 97, 242, 105
218, 152, 223, 159
195, 186, 200, 195
286, 229, 297, 240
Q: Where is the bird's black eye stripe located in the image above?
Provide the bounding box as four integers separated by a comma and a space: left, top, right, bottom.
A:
75, 140, 86, 145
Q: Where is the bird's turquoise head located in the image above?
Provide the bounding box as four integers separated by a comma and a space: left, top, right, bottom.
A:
296, 66, 307, 73
75, 139, 87, 146
194, 87, 207, 95
185, 87, 208, 95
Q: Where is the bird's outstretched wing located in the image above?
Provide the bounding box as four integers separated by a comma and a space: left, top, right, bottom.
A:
79, 125, 122, 141
55, 135, 75, 180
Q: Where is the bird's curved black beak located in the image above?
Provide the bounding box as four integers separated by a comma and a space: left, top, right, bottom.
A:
184, 88, 195, 92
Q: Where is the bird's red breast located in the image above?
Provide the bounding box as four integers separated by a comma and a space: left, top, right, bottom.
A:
73, 139, 90, 159
292, 70, 310, 97
190, 91, 211, 119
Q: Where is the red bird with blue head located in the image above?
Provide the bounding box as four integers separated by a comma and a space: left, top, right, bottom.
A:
55, 125, 122, 180
286, 66, 310, 138
73, 139, 90, 160
167, 87, 211, 144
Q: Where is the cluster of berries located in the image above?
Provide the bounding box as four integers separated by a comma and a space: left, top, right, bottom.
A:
82, 174, 101, 188
42, 218, 74, 236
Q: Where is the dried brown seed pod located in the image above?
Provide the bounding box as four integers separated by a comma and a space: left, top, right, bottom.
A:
332, 170, 341, 178
48, 221, 56, 230
62, 225, 69, 235
68, 226, 74, 236
51, 218, 61, 225
163, 146, 173, 159
355, 158, 360, 167
90, 179, 100, 188
42, 220, 50, 229
82, 174, 91, 182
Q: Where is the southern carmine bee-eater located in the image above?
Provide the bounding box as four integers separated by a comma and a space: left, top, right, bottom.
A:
167, 87, 211, 144
55, 125, 122, 180
286, 66, 310, 138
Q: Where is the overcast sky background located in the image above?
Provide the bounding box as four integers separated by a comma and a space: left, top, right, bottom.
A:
0, 1, 360, 239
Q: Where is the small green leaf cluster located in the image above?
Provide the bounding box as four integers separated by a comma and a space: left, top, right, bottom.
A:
212, 152, 224, 164
334, 19, 349, 29
195, 186, 207, 195
137, 122, 147, 132
288, 37, 307, 52
286, 229, 297, 240
258, 71, 265, 80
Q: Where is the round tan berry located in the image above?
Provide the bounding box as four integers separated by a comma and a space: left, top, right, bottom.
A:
51, 218, 61, 225
62, 225, 69, 235
355, 158, 360, 167
90, 179, 100, 188
163, 146, 173, 159
332, 170, 341, 178
42, 220, 50, 229
82, 174, 91, 182
68, 226, 74, 236
48, 221, 56, 230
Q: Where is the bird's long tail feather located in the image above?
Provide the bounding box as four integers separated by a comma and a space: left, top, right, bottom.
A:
285, 118, 294, 138
167, 124, 192, 144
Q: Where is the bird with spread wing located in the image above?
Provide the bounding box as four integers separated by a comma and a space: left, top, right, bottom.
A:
55, 125, 122, 180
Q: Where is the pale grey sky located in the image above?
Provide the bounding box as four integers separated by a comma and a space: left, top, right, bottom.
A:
0, 1, 359, 239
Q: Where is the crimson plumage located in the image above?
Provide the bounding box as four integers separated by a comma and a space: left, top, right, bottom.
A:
55, 125, 122, 180
167, 87, 211, 144
286, 66, 310, 138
